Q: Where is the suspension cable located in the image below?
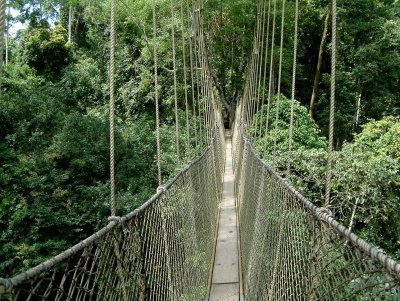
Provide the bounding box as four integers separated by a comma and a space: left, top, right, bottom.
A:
254, 0, 267, 140
0, 0, 6, 72
152, 0, 162, 186
248, 0, 262, 133
258, 0, 272, 139
244, 1, 261, 128
287, 0, 299, 174
180, 0, 192, 159
109, 0, 117, 217
187, 1, 198, 150
191, 1, 204, 147
272, 0, 286, 158
264, 0, 277, 157
171, 0, 180, 164
252, 0, 265, 138
325, 0, 337, 207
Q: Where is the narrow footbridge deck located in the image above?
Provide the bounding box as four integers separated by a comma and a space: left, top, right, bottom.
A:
209, 131, 240, 301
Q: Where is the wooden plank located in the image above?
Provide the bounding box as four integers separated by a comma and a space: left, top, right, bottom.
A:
212, 240, 239, 283
209, 283, 239, 301
209, 132, 240, 300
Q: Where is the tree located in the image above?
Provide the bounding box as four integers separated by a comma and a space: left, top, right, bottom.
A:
203, 0, 256, 125
309, 2, 331, 118
20, 22, 71, 77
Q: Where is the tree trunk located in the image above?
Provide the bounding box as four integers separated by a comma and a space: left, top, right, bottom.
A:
309, 3, 331, 118
355, 88, 362, 127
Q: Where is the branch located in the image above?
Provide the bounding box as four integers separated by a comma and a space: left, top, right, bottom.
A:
210, 69, 234, 117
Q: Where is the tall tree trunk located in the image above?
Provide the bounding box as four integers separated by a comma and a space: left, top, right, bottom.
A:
355, 87, 362, 127
309, 3, 331, 118
68, 5, 73, 43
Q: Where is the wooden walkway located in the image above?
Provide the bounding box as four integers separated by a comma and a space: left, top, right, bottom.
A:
209, 130, 240, 301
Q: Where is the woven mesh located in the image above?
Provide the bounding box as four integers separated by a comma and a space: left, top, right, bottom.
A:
233, 122, 400, 301
0, 126, 225, 301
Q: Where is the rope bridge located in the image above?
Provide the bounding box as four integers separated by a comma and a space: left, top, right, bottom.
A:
0, 0, 399, 300
0, 127, 225, 300
233, 124, 400, 300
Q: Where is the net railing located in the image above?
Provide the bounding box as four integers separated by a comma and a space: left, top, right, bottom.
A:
233, 123, 400, 301
0, 125, 225, 301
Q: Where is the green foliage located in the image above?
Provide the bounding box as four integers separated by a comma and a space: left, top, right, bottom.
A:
59, 54, 105, 110
250, 95, 326, 163
332, 117, 400, 257
253, 112, 400, 259
19, 23, 72, 77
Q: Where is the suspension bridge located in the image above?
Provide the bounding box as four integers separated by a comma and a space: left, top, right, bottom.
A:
0, 0, 399, 300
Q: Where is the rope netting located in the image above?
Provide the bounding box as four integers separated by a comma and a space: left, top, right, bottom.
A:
0, 125, 224, 301
234, 0, 400, 299
0, 0, 225, 299
233, 120, 400, 300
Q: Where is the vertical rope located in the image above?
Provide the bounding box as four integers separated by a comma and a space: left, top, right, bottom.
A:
272, 0, 285, 158
191, 1, 204, 147
0, 0, 6, 71
254, 0, 267, 140
258, 0, 272, 139
180, 0, 192, 159
68, 5, 73, 43
187, 1, 198, 149
248, 0, 262, 132
109, 0, 116, 217
171, 1, 180, 164
325, 0, 336, 207
245, 0, 261, 129
195, 2, 208, 145
287, 0, 299, 174
5, 4, 8, 65
250, 0, 264, 140
264, 0, 277, 157
152, 0, 162, 186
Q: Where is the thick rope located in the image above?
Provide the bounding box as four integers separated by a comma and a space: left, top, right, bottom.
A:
109, 0, 116, 217
244, 1, 261, 128
0, 0, 6, 71
248, 0, 262, 134
252, 0, 265, 138
287, 0, 299, 174
258, 0, 272, 139
152, 0, 162, 186
272, 0, 286, 159
325, 0, 336, 207
4, 4, 8, 65
264, 0, 277, 157
187, 1, 198, 149
180, 0, 192, 159
195, 2, 209, 144
171, 1, 180, 164
254, 0, 267, 140
191, 1, 204, 147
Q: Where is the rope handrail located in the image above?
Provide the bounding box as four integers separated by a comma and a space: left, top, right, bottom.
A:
242, 135, 400, 277
233, 119, 400, 299
0, 127, 225, 298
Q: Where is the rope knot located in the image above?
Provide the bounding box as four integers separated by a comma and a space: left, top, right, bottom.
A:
108, 216, 122, 223
157, 186, 165, 193
316, 207, 333, 220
